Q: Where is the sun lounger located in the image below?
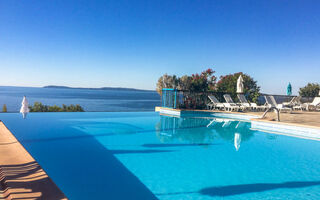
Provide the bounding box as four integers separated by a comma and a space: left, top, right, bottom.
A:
302, 97, 320, 111
282, 96, 304, 111
264, 96, 292, 113
250, 103, 268, 111
207, 95, 225, 110
223, 94, 245, 111
222, 103, 241, 112
237, 94, 268, 111
291, 97, 305, 111
283, 96, 297, 106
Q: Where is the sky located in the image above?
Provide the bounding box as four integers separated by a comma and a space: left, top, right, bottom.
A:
0, 0, 319, 94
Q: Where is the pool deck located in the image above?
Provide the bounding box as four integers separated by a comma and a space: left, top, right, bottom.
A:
0, 121, 67, 200
253, 111, 320, 127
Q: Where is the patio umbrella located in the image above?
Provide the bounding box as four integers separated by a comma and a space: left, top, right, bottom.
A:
287, 83, 292, 96
20, 96, 29, 119
237, 75, 244, 93
234, 133, 241, 151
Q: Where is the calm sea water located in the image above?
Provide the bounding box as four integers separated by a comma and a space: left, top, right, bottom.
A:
0, 86, 160, 112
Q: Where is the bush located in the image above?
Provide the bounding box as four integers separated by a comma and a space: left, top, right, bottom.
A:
29, 102, 84, 112
2, 104, 7, 112
156, 68, 216, 94
216, 72, 260, 103
187, 69, 216, 92
299, 83, 320, 97
156, 74, 179, 94
156, 69, 261, 107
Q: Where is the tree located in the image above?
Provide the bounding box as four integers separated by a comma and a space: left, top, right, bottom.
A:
177, 75, 192, 91
75, 104, 84, 112
48, 105, 62, 112
156, 68, 216, 94
156, 69, 218, 109
29, 102, 84, 112
216, 72, 260, 103
189, 69, 216, 92
156, 74, 179, 94
2, 104, 7, 112
299, 83, 320, 97
29, 102, 48, 112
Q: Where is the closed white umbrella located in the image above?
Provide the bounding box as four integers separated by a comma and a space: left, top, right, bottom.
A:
234, 133, 241, 151
237, 75, 244, 93
20, 96, 29, 119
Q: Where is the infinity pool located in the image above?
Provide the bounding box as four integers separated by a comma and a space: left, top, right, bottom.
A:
1, 112, 320, 199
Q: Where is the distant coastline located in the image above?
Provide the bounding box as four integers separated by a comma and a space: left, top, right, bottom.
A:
43, 85, 155, 92
0, 85, 160, 112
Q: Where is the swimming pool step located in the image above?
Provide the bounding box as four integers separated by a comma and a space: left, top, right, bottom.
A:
157, 107, 260, 121
251, 119, 320, 140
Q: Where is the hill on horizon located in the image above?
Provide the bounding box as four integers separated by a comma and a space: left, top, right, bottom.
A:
43, 85, 156, 92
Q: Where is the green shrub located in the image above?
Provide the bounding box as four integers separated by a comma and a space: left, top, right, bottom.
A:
156, 69, 261, 107
156, 69, 216, 94
29, 102, 84, 112
216, 72, 260, 103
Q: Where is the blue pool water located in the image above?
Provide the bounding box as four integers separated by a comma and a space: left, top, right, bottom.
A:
1, 112, 320, 199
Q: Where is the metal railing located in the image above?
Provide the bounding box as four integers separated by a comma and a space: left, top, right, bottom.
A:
161, 89, 225, 109
161, 89, 317, 110
161, 88, 177, 108
257, 94, 314, 105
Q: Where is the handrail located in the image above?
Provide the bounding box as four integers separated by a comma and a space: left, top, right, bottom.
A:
260, 107, 280, 122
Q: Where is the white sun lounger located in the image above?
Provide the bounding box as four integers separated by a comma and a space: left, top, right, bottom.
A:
223, 94, 244, 111
283, 96, 298, 106
207, 95, 225, 110
237, 94, 268, 111
222, 103, 241, 112
282, 96, 304, 111
264, 96, 292, 113
302, 97, 320, 111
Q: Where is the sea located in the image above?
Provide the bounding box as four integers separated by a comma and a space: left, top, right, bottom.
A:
0, 86, 161, 112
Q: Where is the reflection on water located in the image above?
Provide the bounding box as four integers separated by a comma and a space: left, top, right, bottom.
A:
234, 133, 241, 151
155, 115, 256, 150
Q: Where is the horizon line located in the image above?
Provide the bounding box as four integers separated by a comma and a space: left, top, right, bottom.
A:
0, 85, 157, 91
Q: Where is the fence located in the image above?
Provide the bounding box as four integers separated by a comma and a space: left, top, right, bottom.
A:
161, 88, 316, 110
257, 94, 314, 105
161, 88, 178, 108
161, 88, 225, 109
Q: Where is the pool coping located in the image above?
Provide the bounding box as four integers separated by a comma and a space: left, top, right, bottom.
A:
251, 118, 320, 140
0, 121, 68, 200
156, 107, 260, 121
156, 107, 320, 139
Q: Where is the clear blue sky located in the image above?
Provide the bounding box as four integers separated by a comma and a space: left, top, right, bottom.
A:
0, 0, 319, 94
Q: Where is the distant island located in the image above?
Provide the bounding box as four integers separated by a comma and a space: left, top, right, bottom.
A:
43, 85, 155, 92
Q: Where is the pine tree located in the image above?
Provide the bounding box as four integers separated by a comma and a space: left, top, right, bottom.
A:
2, 104, 7, 112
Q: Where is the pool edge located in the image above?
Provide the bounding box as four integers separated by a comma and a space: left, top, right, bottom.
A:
156, 107, 260, 120
251, 118, 320, 140
156, 107, 320, 139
